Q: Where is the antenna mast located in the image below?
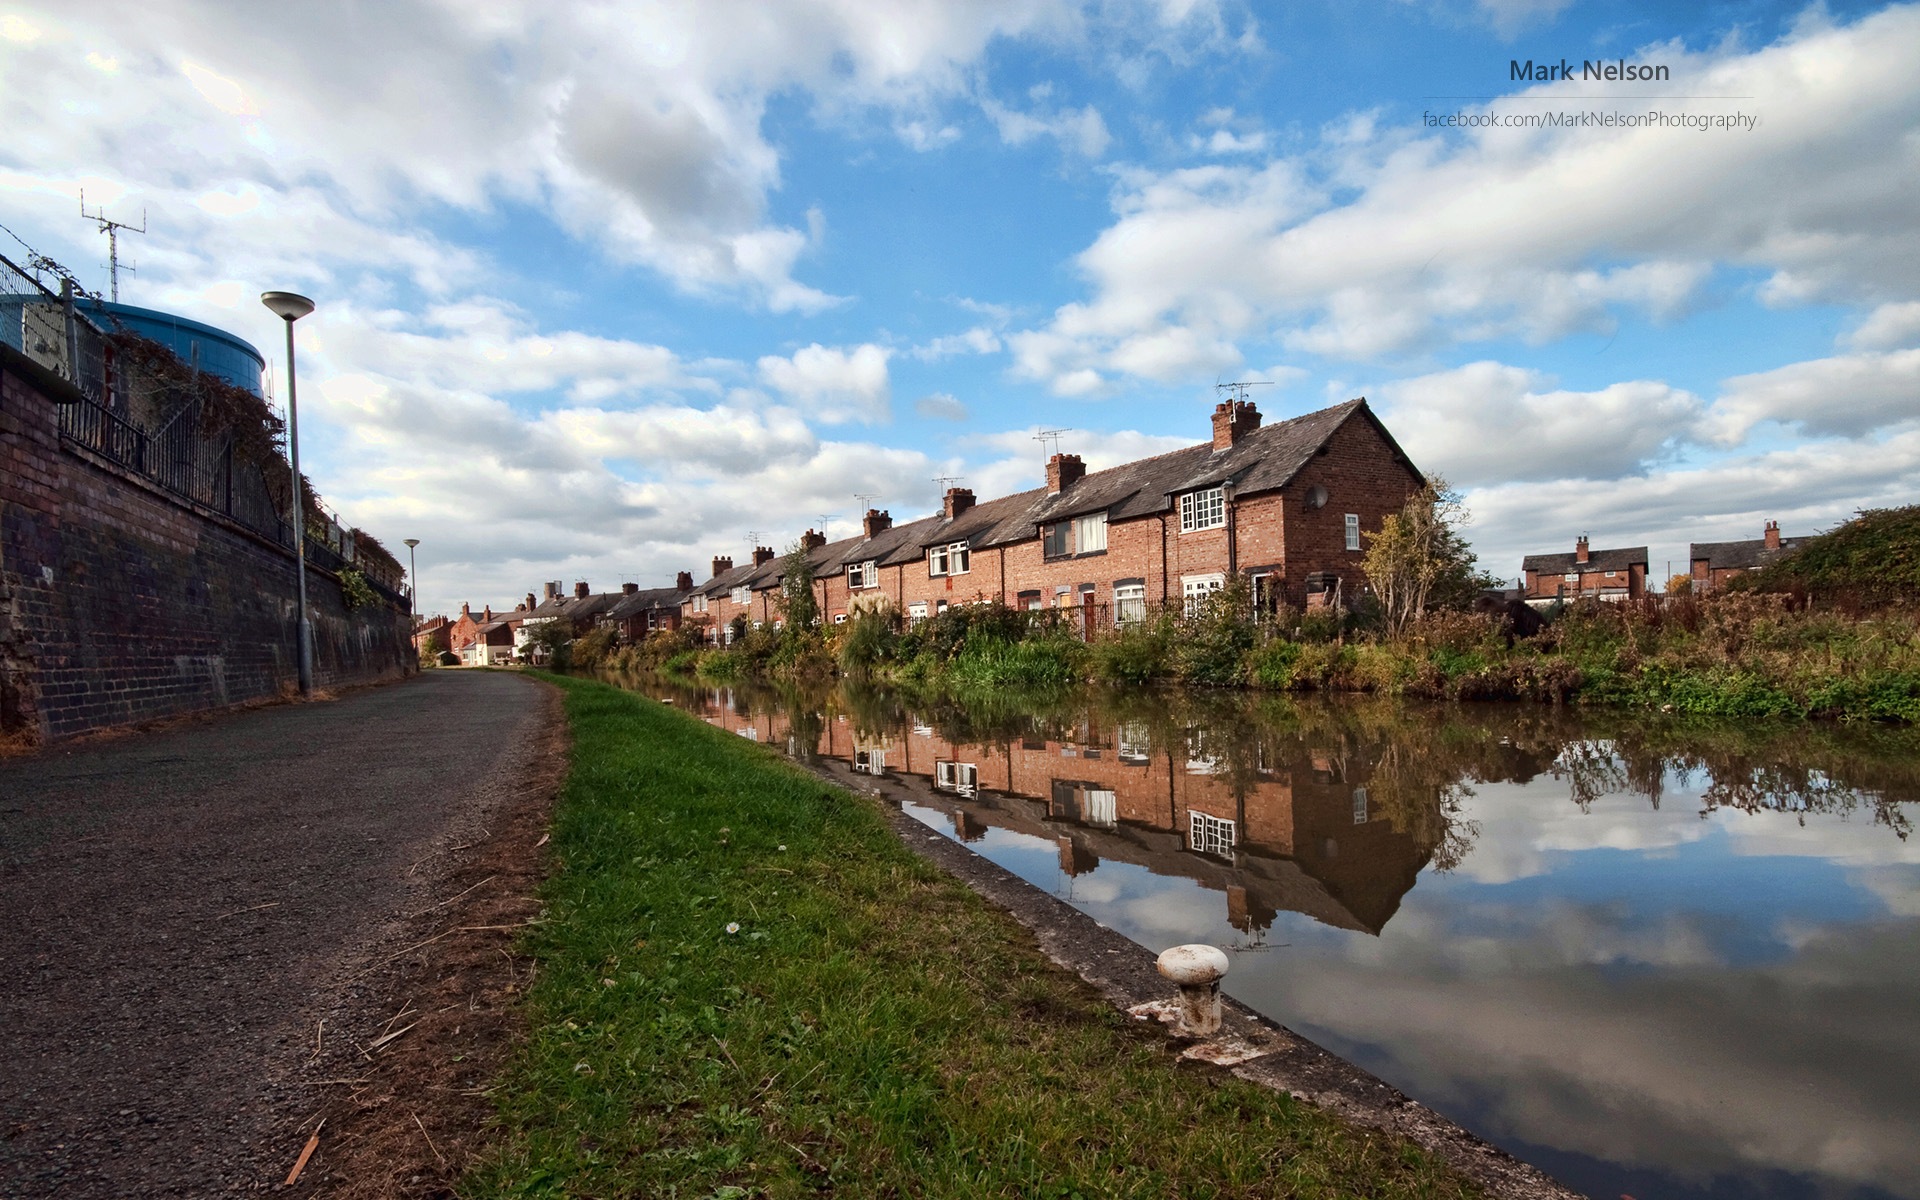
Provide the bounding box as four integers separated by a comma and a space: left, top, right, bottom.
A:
79, 189, 146, 303
1033, 428, 1070, 460
1215, 380, 1274, 406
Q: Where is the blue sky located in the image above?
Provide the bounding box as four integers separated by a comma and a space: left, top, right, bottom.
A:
3, 0, 1917, 613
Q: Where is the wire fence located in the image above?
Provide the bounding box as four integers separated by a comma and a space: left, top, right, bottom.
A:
3, 248, 409, 612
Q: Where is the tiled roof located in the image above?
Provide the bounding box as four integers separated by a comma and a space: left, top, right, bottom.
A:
1522, 547, 1649, 573
1688, 536, 1808, 572
605, 586, 690, 620
866, 399, 1401, 564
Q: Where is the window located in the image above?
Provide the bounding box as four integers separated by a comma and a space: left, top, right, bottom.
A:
691, 594, 708, 613
1074, 511, 1108, 553
832, 612, 848, 624
1115, 583, 1147, 625
731, 586, 750, 605
927, 541, 971, 576
935, 760, 978, 796
1043, 522, 1070, 558
847, 560, 877, 589
854, 749, 886, 776
908, 601, 929, 626
1118, 723, 1151, 765
1017, 589, 1042, 611
1189, 810, 1236, 857
1564, 572, 1579, 582
1084, 789, 1117, 828
1344, 513, 1361, 551
1353, 786, 1369, 825
1180, 487, 1226, 532
1182, 573, 1224, 615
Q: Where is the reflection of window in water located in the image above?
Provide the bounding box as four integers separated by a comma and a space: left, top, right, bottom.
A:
854, 749, 887, 776
1186, 731, 1221, 775
1353, 785, 1369, 825
935, 760, 978, 796
912, 723, 935, 739
737, 728, 757, 741
1118, 724, 1151, 765
1084, 789, 1117, 828
1189, 810, 1236, 857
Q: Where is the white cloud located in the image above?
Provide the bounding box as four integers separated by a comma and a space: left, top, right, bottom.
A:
911, 325, 1003, 361
1704, 348, 1920, 445
1012, 5, 1920, 389
981, 95, 1112, 158
1846, 301, 1920, 351
757, 342, 894, 424
915, 392, 970, 421
1374, 361, 1704, 486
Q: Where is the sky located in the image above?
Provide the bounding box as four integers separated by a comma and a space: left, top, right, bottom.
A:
3, 0, 1917, 615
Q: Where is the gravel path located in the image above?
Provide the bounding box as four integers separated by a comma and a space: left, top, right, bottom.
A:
0, 671, 549, 1198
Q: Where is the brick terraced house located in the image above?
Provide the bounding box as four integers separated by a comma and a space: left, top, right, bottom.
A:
1521, 536, 1649, 603
681, 397, 1426, 638
1689, 521, 1807, 594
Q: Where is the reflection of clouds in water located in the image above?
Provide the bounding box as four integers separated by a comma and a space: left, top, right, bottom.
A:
1723, 807, 1920, 868
1451, 780, 1712, 884
1257, 919, 1920, 1195
1852, 865, 1920, 917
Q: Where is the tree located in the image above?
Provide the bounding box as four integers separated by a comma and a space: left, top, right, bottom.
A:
1666, 574, 1692, 596
521, 619, 573, 670
1362, 478, 1485, 635
779, 541, 820, 633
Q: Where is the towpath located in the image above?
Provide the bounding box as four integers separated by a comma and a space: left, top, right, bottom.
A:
0, 670, 551, 1197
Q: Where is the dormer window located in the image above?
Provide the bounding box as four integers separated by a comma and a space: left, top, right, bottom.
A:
1180, 487, 1226, 532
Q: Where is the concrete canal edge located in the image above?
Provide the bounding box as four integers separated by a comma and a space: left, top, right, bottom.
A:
800, 754, 1585, 1200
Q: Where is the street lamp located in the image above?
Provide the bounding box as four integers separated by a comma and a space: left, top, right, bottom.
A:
262, 290, 316, 695
403, 538, 420, 617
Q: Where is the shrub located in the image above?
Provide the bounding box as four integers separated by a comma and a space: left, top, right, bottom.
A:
1173, 580, 1255, 687
1090, 613, 1175, 686
572, 625, 620, 670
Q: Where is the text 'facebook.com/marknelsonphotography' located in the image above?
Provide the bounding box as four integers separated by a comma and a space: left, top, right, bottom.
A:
1423, 109, 1761, 132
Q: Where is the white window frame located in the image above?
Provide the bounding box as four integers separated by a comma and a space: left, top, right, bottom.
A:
691, 594, 708, 613
1114, 583, 1147, 625
935, 760, 978, 796
1117, 723, 1151, 765
1084, 789, 1117, 828
908, 601, 929, 626
1564, 572, 1580, 582
1353, 785, 1369, 825
1344, 513, 1361, 551
847, 560, 877, 589
1188, 810, 1236, 858
1180, 487, 1226, 533
1074, 511, 1108, 553
1182, 573, 1224, 616
927, 541, 971, 576
730, 585, 750, 605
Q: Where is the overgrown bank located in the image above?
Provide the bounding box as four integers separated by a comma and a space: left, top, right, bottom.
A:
465, 673, 1481, 1199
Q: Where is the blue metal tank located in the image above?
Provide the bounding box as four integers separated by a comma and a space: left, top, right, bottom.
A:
80, 299, 267, 397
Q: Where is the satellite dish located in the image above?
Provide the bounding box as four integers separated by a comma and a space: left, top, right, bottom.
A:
1307, 484, 1329, 510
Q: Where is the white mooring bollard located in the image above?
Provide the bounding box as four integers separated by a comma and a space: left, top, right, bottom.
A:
1156, 943, 1230, 1036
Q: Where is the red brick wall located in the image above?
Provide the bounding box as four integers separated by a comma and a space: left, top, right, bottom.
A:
1, 351, 412, 743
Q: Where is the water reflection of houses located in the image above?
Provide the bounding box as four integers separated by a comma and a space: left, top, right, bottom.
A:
683, 692, 1429, 937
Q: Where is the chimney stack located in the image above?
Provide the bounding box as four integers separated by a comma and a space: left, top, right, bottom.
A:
483, 605, 492, 621
676, 571, 693, 591
1211, 400, 1263, 450
803, 529, 827, 551
712, 556, 733, 578
863, 508, 892, 539
525, 592, 537, 611
544, 580, 561, 601
1046, 453, 1085, 495
574, 580, 590, 599
623, 582, 639, 594
943, 487, 975, 520
1575, 536, 1590, 564
461, 602, 471, 618
1764, 520, 1781, 550
753, 545, 776, 567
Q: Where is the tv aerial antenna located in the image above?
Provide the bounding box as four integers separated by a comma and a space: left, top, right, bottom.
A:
1033, 428, 1070, 459
1215, 380, 1273, 405
815, 512, 841, 537
79, 189, 145, 303
852, 492, 879, 511
932, 475, 963, 491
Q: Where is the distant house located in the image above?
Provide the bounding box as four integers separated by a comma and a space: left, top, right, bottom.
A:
411, 615, 450, 657
461, 619, 517, 666
1689, 521, 1807, 594
604, 573, 694, 641
1521, 537, 1648, 603
513, 580, 627, 661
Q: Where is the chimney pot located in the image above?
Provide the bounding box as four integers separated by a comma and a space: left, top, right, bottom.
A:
525, 592, 537, 611
676, 571, 694, 591
1046, 453, 1086, 495
1575, 536, 1590, 564
712, 556, 733, 578
804, 529, 827, 551
753, 545, 776, 567
1764, 520, 1781, 550
863, 508, 893, 539
943, 487, 976, 520
623, 582, 639, 594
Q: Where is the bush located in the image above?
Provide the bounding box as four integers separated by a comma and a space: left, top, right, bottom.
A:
838, 609, 901, 675
948, 635, 1086, 690
1174, 580, 1256, 687
571, 625, 620, 670
1090, 613, 1175, 686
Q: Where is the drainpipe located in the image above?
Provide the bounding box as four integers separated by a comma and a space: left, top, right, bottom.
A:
1225, 481, 1238, 580
1158, 512, 1170, 605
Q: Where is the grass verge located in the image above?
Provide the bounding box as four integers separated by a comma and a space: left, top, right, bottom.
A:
466, 672, 1481, 1199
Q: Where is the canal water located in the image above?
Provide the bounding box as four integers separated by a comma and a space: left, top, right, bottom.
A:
605, 672, 1920, 1200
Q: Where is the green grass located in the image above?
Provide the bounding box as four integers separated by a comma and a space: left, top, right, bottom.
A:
467, 673, 1482, 1200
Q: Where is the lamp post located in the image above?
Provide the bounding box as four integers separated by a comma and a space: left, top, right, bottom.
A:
404, 538, 420, 616
262, 290, 316, 695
